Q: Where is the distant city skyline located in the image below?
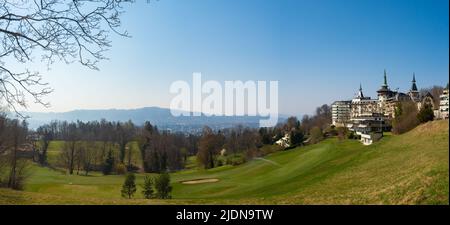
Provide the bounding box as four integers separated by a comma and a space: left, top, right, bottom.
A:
9, 0, 449, 116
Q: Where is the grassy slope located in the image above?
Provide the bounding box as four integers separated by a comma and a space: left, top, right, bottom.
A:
0, 120, 448, 204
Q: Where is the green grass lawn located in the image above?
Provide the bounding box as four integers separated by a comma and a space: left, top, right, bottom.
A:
0, 120, 448, 204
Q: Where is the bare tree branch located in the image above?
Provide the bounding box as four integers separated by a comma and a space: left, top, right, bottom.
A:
0, 0, 133, 117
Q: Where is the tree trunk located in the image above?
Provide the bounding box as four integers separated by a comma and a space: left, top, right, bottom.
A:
69, 142, 75, 175
8, 125, 19, 188
76, 157, 81, 175
32, 141, 37, 162
8, 136, 18, 188
42, 140, 49, 165
209, 151, 214, 169
128, 145, 132, 168
120, 142, 126, 163
85, 161, 90, 176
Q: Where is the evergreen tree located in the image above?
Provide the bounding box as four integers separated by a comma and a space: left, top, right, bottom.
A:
121, 173, 137, 199
417, 104, 434, 123
150, 150, 160, 172
258, 127, 272, 145
160, 151, 168, 172
155, 172, 172, 199
102, 150, 115, 175
289, 129, 304, 147
141, 175, 154, 199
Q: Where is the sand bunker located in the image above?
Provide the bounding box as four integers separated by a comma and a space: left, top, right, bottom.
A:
181, 178, 219, 184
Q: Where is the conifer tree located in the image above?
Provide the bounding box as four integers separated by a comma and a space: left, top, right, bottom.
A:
141, 175, 154, 199
121, 173, 137, 199
417, 104, 435, 123
155, 172, 172, 199
102, 150, 115, 175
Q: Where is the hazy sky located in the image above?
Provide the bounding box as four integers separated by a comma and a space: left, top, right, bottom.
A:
14, 0, 449, 116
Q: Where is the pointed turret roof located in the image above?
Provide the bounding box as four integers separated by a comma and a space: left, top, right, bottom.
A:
411, 73, 418, 92
377, 69, 390, 93
357, 83, 364, 98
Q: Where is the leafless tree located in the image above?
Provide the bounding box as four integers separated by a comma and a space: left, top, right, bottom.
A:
0, 0, 133, 115
392, 101, 419, 134
77, 141, 95, 175
197, 127, 225, 169
60, 122, 79, 174
36, 123, 53, 165
0, 112, 9, 154
4, 119, 29, 189
115, 120, 135, 163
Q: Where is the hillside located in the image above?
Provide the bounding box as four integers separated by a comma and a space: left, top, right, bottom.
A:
0, 120, 448, 204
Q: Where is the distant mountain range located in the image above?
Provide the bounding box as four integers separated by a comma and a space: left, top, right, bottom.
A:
21, 107, 289, 132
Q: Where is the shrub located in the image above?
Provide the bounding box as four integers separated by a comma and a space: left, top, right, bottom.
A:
225, 157, 231, 165
289, 129, 304, 146
347, 131, 355, 139
0, 159, 31, 190
336, 127, 348, 140
245, 148, 258, 160
115, 163, 127, 175
417, 104, 435, 123
323, 126, 337, 136
226, 154, 247, 166
10, 159, 31, 190
126, 164, 140, 173
0, 158, 6, 187
309, 126, 324, 144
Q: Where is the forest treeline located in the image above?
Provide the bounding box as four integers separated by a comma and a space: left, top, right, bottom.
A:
0, 104, 332, 189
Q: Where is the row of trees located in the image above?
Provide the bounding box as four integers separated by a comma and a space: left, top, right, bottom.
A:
195, 104, 333, 169
259, 104, 332, 146
37, 120, 135, 165
2, 104, 333, 181
121, 173, 172, 199
36, 119, 197, 175
35, 115, 315, 172
196, 117, 303, 170
3, 103, 334, 180
36, 120, 137, 175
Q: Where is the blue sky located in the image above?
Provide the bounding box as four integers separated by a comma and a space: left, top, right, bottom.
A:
21, 0, 449, 116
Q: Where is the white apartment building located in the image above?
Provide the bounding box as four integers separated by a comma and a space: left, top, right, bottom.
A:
439, 89, 449, 119
331, 100, 351, 127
